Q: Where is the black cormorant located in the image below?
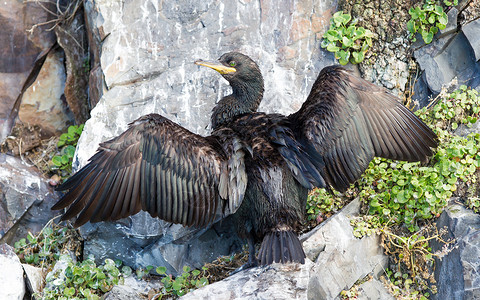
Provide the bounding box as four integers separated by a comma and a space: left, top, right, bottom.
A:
52, 52, 438, 266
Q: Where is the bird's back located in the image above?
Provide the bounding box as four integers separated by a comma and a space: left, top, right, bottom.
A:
214, 112, 309, 264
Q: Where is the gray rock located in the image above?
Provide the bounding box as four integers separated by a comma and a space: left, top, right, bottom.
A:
104, 275, 163, 300
22, 264, 44, 296
440, 7, 458, 36
357, 277, 394, 300
181, 262, 312, 300
80, 214, 243, 276
0, 154, 61, 244
78, 0, 338, 274
432, 203, 480, 300
455, 120, 480, 137
414, 31, 476, 94
462, 18, 480, 62
0, 244, 25, 300
305, 199, 388, 300
181, 198, 389, 300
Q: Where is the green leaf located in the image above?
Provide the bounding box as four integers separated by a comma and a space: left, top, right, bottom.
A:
437, 22, 447, 30
321, 39, 330, 48
61, 155, 70, 165
438, 12, 448, 25
352, 51, 364, 64
52, 156, 63, 167
409, 7, 419, 19
326, 43, 340, 52
428, 13, 436, 24
336, 50, 350, 65
407, 19, 416, 33
156, 266, 167, 275
422, 30, 434, 44
342, 36, 353, 48
341, 13, 351, 25
65, 145, 76, 158
64, 287, 76, 297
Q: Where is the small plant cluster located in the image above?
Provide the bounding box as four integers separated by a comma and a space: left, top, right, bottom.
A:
418, 85, 479, 131
155, 265, 209, 298
381, 224, 454, 299
306, 188, 349, 225
14, 218, 81, 268
407, 0, 458, 44
41, 255, 130, 300
359, 86, 480, 231
350, 215, 381, 238
321, 11, 374, 65
51, 124, 84, 175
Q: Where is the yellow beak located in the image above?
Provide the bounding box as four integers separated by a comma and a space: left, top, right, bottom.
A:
195, 60, 236, 75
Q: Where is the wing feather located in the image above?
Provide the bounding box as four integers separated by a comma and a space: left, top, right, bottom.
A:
54, 113, 248, 228
290, 66, 438, 192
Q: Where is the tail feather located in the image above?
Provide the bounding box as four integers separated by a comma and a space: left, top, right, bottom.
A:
258, 229, 305, 265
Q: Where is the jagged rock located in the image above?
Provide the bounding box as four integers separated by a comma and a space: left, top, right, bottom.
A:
413, 5, 480, 97
0, 154, 61, 244
432, 203, 480, 300
80, 215, 243, 276
304, 199, 388, 299
181, 198, 390, 299
0, 0, 58, 143
55, 2, 90, 125
357, 277, 394, 300
455, 120, 480, 137
0, 244, 25, 300
78, 0, 337, 274
17, 48, 73, 137
462, 18, 480, 62
440, 7, 458, 36
104, 276, 163, 300
414, 31, 477, 94
22, 263, 44, 296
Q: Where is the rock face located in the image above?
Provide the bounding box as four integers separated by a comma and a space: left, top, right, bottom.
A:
180, 199, 390, 300
78, 0, 338, 274
432, 203, 480, 300
412, 5, 480, 104
17, 49, 72, 137
0, 154, 61, 244
0, 0, 73, 143
0, 244, 25, 300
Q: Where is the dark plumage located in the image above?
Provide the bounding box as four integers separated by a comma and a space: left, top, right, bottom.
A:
53, 52, 438, 266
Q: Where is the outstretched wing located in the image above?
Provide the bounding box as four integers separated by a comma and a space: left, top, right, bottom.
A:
53, 114, 247, 227
289, 66, 438, 192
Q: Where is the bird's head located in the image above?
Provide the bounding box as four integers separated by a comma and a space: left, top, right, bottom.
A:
195, 52, 262, 87
196, 52, 264, 129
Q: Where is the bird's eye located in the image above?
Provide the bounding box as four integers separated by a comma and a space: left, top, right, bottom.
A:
229, 61, 236, 67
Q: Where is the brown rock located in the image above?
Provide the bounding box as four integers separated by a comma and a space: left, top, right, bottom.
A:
18, 50, 72, 137
0, 0, 57, 143
55, 3, 90, 125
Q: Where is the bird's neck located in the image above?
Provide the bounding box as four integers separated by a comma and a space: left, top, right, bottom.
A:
211, 78, 264, 129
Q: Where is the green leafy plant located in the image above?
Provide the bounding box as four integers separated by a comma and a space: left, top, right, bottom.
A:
350, 216, 381, 238
407, 0, 457, 44
467, 197, 480, 213
57, 124, 84, 148
321, 11, 374, 65
306, 188, 347, 224
51, 124, 84, 175
381, 224, 454, 298
14, 217, 81, 268
155, 265, 209, 298
41, 255, 130, 300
